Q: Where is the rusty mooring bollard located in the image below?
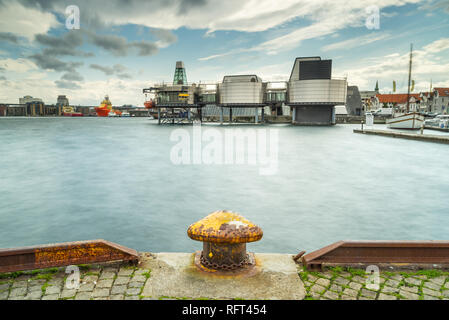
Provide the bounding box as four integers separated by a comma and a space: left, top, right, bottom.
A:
187, 210, 263, 272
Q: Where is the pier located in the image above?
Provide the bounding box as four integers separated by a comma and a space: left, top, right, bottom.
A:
353, 128, 449, 144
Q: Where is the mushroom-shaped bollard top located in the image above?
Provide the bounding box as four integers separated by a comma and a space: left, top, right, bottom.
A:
187, 210, 263, 244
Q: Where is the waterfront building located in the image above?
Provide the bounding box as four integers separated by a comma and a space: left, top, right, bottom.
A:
56, 95, 69, 107
148, 56, 347, 125
428, 88, 449, 114
360, 90, 378, 111
419, 91, 434, 112
19, 95, 43, 105
288, 57, 347, 125
345, 86, 363, 116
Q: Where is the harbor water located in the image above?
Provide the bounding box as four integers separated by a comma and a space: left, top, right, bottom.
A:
1, 117, 449, 254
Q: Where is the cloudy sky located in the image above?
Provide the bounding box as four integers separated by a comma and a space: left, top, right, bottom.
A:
0, 0, 448, 106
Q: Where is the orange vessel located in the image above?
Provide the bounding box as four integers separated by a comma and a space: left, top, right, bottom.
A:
95, 95, 120, 117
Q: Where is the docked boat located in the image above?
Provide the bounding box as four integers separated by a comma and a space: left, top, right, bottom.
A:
62, 106, 83, 117
386, 112, 424, 129
95, 95, 112, 117
95, 95, 122, 117
121, 111, 130, 117
387, 44, 424, 130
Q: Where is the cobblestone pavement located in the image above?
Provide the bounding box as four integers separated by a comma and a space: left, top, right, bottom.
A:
1, 260, 449, 300
0, 262, 157, 301
299, 266, 449, 300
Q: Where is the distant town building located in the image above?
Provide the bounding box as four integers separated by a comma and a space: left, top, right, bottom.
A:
19, 95, 43, 105
375, 93, 422, 112
428, 88, 449, 114
56, 95, 69, 107
346, 86, 362, 115
360, 90, 378, 111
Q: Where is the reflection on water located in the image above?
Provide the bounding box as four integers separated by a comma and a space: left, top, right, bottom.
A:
1, 117, 448, 253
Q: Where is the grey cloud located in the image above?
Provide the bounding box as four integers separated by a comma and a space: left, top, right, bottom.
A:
61, 71, 84, 82
55, 79, 81, 89
90, 64, 114, 75
86, 32, 129, 56
117, 73, 132, 79
131, 41, 158, 56
34, 32, 94, 57
0, 76, 6, 80
42, 47, 94, 57
89, 63, 132, 78
0, 32, 19, 44
150, 28, 178, 45
17, 0, 59, 10
86, 31, 159, 57
29, 53, 83, 72
35, 32, 83, 48
178, 0, 207, 14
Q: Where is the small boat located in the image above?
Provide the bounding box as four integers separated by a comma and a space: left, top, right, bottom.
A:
108, 111, 118, 117
121, 111, 130, 117
387, 44, 424, 130
424, 115, 442, 127
62, 106, 83, 117
386, 112, 424, 129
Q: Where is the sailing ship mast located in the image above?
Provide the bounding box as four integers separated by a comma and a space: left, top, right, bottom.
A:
406, 44, 413, 113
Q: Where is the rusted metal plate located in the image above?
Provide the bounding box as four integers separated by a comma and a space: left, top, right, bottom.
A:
0, 239, 139, 273
302, 240, 449, 270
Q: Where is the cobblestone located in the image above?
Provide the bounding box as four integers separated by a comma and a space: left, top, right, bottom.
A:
41, 294, 60, 300
423, 281, 441, 291
322, 290, 339, 300
315, 278, 330, 287
400, 285, 418, 294
428, 276, 445, 286
342, 288, 358, 297
348, 282, 362, 291
92, 288, 111, 298
128, 281, 145, 288
334, 277, 350, 286
75, 292, 92, 300
126, 287, 141, 296
329, 284, 343, 293
310, 284, 325, 294
45, 286, 62, 295
96, 279, 114, 288
399, 289, 419, 300
113, 276, 130, 286
378, 293, 396, 300
421, 287, 440, 297
10, 287, 27, 297
404, 277, 422, 286
360, 289, 377, 299
111, 285, 127, 295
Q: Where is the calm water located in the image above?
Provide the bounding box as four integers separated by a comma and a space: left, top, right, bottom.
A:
1, 117, 448, 254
